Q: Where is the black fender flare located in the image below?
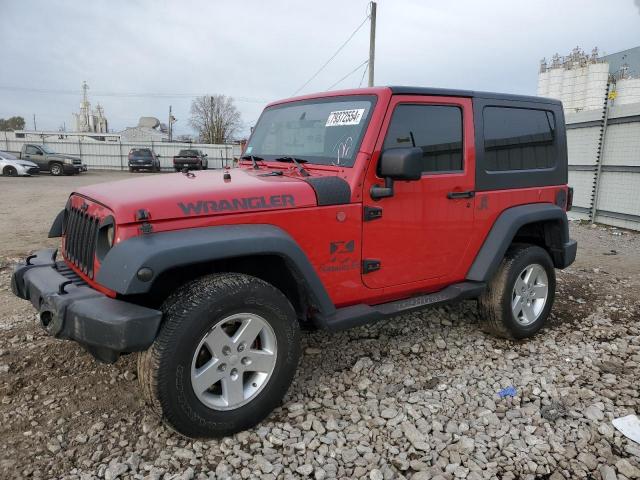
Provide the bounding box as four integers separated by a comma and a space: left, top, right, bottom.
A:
95, 224, 336, 317
466, 203, 576, 283
48, 209, 65, 238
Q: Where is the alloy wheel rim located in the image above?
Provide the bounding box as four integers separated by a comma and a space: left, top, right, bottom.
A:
190, 313, 277, 410
511, 263, 548, 326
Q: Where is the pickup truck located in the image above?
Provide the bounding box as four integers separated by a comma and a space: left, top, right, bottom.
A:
173, 149, 208, 171
18, 144, 87, 176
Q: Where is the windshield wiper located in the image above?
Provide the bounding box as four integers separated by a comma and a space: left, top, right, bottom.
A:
240, 154, 265, 170
274, 156, 310, 177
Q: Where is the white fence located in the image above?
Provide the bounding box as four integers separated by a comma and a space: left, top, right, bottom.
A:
1, 133, 242, 171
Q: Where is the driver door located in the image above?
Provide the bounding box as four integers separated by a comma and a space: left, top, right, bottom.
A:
25, 145, 46, 169
361, 96, 476, 289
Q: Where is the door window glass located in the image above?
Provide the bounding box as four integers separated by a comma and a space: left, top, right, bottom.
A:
383, 104, 463, 173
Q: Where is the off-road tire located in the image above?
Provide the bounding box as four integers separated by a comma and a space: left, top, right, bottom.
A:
478, 244, 555, 339
137, 273, 301, 438
49, 162, 64, 176
3, 166, 17, 176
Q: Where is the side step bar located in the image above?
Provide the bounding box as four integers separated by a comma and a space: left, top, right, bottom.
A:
320, 281, 486, 331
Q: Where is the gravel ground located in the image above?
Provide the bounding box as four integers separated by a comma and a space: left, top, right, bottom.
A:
1, 173, 639, 480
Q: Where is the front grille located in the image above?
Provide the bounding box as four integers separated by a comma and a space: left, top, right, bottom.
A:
72, 159, 81, 165
55, 261, 89, 287
27, 167, 39, 175
63, 206, 99, 278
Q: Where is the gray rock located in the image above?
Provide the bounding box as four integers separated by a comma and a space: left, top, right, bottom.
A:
616, 459, 640, 479
584, 404, 605, 421
296, 464, 314, 476
104, 462, 128, 480
369, 469, 384, 480
599, 465, 617, 480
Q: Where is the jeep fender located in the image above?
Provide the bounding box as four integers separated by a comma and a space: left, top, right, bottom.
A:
466, 203, 577, 283
95, 224, 336, 316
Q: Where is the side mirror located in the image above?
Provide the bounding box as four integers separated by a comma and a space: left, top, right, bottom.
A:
378, 147, 423, 180
371, 147, 423, 199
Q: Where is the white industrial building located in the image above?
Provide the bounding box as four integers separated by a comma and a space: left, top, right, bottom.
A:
537, 46, 640, 230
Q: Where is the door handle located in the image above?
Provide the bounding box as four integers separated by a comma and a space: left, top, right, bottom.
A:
447, 190, 475, 199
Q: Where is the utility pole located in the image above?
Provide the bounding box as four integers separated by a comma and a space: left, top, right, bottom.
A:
33, 114, 37, 131
368, 1, 377, 87
169, 105, 173, 142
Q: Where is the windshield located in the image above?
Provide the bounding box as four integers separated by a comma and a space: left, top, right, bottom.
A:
40, 145, 56, 154
1, 152, 17, 160
245, 95, 376, 167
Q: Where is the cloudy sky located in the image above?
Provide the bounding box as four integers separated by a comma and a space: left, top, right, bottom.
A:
1, 0, 639, 137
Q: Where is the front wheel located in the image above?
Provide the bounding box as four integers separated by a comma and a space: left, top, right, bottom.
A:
478, 244, 556, 339
3, 166, 18, 176
49, 162, 64, 176
138, 273, 301, 438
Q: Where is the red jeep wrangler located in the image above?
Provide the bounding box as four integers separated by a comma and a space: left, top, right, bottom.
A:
12, 87, 576, 438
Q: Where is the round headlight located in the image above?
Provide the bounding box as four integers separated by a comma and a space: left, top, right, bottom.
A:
106, 224, 115, 247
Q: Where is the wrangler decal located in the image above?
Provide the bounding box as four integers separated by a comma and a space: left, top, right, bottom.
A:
178, 194, 296, 215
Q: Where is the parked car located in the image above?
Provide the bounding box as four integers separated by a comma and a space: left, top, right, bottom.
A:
12, 86, 576, 439
18, 144, 87, 175
128, 148, 161, 172
0, 151, 39, 176
173, 149, 208, 171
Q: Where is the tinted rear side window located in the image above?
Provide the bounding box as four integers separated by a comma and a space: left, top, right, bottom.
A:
483, 107, 555, 171
383, 105, 463, 173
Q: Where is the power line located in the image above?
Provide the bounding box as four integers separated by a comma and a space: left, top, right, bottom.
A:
291, 14, 370, 96
0, 85, 268, 103
327, 60, 369, 91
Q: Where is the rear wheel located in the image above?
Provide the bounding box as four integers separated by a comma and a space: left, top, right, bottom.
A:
49, 162, 63, 176
3, 166, 18, 176
137, 273, 301, 438
478, 244, 555, 339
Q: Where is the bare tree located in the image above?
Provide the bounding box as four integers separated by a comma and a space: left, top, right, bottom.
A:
189, 95, 242, 144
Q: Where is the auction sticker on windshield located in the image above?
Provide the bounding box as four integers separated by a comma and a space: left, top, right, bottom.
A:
325, 109, 365, 127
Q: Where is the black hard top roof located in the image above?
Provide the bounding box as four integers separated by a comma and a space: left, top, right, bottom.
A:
389, 86, 561, 105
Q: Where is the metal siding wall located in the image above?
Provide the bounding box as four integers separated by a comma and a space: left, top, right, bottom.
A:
601, 122, 640, 166
566, 107, 640, 231
567, 127, 601, 165
568, 170, 596, 209
596, 171, 640, 216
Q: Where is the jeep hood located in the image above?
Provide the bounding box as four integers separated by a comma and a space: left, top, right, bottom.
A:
74, 169, 321, 222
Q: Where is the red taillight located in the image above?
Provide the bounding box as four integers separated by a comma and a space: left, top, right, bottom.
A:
566, 187, 574, 211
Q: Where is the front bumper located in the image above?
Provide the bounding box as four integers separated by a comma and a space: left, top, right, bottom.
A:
63, 164, 87, 174
11, 249, 162, 363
